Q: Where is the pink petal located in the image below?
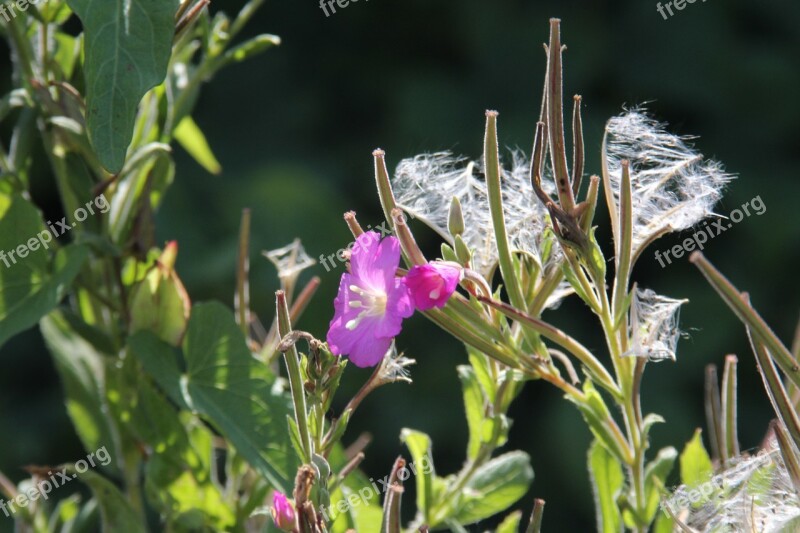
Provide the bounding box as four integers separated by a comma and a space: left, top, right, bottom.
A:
350, 231, 401, 290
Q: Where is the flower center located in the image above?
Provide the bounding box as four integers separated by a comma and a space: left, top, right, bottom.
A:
345, 284, 388, 330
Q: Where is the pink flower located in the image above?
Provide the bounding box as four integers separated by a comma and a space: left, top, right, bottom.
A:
271, 491, 296, 531
405, 262, 461, 310
327, 231, 414, 367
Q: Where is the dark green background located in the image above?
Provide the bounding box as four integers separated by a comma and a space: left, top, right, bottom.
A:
2, 0, 799, 530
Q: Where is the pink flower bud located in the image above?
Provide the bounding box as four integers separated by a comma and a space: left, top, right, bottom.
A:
271, 491, 296, 531
405, 262, 461, 310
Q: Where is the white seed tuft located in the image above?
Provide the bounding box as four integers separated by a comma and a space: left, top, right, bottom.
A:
392, 150, 561, 282
604, 109, 734, 257
666, 441, 800, 532
623, 287, 687, 362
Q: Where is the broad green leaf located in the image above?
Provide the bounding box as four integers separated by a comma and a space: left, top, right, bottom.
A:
73, 469, 146, 533
453, 451, 533, 525
129, 301, 298, 493
400, 428, 436, 525
588, 440, 624, 533
457, 365, 485, 460
135, 382, 234, 530
106, 349, 232, 530
174, 116, 222, 175
127, 331, 187, 409
680, 429, 713, 488
40, 311, 120, 475
66, 0, 180, 172
0, 193, 89, 347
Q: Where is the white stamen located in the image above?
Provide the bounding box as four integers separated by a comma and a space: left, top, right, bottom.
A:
345, 284, 388, 330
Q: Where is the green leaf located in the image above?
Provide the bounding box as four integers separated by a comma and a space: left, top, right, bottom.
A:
329, 484, 383, 533
40, 311, 120, 475
174, 116, 222, 175
73, 469, 146, 532
129, 301, 298, 493
495, 510, 522, 533
399, 428, 436, 525
467, 348, 496, 403
138, 389, 235, 530
652, 511, 674, 533
643, 446, 677, 522
457, 365, 485, 460
453, 451, 533, 525
0, 193, 89, 347
588, 440, 624, 533
66, 0, 180, 172
567, 381, 629, 465
326, 444, 382, 533
680, 429, 713, 488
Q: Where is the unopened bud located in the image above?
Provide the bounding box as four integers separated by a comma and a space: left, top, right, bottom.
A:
448, 196, 465, 237
128, 241, 191, 346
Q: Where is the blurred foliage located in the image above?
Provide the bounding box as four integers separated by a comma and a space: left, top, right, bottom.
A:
1, 0, 799, 530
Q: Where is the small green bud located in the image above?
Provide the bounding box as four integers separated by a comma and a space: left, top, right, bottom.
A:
454, 234, 472, 264
448, 196, 465, 237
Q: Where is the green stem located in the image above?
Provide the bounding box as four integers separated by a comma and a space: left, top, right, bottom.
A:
235, 209, 251, 337
484, 111, 526, 312
612, 161, 633, 322
691, 252, 800, 390
276, 291, 313, 463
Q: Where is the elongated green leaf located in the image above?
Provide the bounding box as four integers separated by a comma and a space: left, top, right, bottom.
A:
458, 365, 485, 460
174, 116, 222, 175
453, 451, 533, 525
400, 428, 436, 525
66, 0, 180, 172
588, 440, 624, 533
0, 193, 89, 347
643, 446, 677, 522
129, 302, 298, 493
40, 311, 120, 475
